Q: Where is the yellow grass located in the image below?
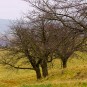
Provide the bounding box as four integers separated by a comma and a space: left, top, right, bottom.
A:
0, 50, 87, 87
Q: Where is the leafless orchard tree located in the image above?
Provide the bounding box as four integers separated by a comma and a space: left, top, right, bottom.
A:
0, 21, 42, 79
0, 15, 59, 79
23, 0, 87, 68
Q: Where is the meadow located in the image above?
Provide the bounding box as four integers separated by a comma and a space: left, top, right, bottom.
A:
0, 51, 87, 87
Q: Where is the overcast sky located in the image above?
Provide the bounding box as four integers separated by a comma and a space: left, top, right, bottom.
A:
0, 0, 29, 20
0, 0, 30, 34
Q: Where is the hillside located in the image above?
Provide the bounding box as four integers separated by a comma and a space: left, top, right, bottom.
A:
0, 50, 87, 87
0, 19, 10, 34
0, 19, 11, 46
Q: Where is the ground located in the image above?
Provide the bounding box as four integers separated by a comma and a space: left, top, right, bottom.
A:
0, 51, 87, 87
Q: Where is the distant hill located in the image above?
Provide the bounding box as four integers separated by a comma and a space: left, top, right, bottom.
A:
0, 19, 11, 34
0, 19, 11, 46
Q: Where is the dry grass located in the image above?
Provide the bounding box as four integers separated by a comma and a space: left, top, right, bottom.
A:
0, 50, 87, 87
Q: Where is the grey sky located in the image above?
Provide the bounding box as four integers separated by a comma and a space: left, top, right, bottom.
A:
0, 0, 29, 20
0, 0, 30, 34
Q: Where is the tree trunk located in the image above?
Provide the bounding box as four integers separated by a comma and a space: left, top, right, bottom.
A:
25, 49, 41, 79
62, 58, 68, 68
35, 67, 42, 79
41, 59, 48, 77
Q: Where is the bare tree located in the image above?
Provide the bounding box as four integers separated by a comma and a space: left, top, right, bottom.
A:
24, 15, 58, 77
0, 21, 42, 79
1, 15, 58, 79
23, 0, 87, 68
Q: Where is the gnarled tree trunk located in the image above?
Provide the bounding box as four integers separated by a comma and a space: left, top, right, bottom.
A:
25, 49, 42, 79
62, 58, 68, 68
34, 66, 41, 79
41, 59, 48, 77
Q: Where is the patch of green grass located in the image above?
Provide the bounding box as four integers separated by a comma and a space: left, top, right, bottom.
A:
21, 84, 52, 87
21, 82, 87, 87
0, 85, 7, 87
81, 82, 87, 87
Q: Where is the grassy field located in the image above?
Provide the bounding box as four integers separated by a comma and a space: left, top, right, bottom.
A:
0, 51, 87, 87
